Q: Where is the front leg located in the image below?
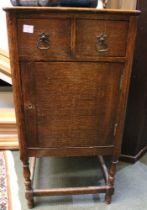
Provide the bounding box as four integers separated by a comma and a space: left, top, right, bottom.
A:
105, 159, 118, 204
22, 159, 34, 208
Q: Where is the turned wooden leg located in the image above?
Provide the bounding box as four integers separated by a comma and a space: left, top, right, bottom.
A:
105, 159, 118, 204
23, 159, 34, 208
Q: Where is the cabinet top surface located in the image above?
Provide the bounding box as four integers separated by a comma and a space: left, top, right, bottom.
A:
3, 6, 140, 15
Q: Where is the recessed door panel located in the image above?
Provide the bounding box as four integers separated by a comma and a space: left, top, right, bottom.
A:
21, 62, 123, 148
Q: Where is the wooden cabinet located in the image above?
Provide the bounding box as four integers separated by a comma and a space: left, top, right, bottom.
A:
4, 7, 139, 208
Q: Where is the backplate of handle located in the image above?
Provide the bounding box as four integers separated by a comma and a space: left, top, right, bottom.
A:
96, 34, 108, 53
37, 33, 50, 50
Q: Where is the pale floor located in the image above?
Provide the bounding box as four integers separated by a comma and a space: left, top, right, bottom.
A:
13, 152, 147, 210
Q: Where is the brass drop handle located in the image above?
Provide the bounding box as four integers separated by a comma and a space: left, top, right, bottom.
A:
37, 33, 50, 50
96, 34, 108, 53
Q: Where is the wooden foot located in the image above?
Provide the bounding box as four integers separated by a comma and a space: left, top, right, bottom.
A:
25, 193, 34, 209
23, 159, 34, 208
105, 192, 112, 204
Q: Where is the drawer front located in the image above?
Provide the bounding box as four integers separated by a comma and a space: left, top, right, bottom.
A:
17, 18, 71, 58
76, 19, 129, 57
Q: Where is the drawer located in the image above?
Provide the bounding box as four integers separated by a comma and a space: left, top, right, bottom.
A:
76, 19, 129, 57
17, 18, 71, 58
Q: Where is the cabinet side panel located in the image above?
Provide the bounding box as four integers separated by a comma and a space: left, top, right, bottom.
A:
114, 16, 138, 159
6, 13, 27, 160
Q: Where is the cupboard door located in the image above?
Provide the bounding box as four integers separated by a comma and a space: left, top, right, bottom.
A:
21, 62, 123, 148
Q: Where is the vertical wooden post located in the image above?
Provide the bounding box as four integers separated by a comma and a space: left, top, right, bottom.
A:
22, 159, 34, 209
104, 160, 118, 204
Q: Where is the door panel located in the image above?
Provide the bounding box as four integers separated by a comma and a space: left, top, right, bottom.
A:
21, 62, 123, 148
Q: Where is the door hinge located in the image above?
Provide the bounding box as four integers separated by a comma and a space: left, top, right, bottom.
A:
119, 73, 124, 90
113, 123, 118, 136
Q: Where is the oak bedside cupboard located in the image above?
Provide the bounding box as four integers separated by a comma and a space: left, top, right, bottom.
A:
4, 7, 140, 208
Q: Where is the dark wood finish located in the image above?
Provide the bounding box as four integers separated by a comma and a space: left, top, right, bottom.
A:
27, 146, 114, 157
76, 19, 129, 57
120, 146, 147, 163
21, 62, 123, 148
32, 186, 111, 196
121, 0, 147, 163
4, 7, 139, 208
17, 18, 71, 57
105, 160, 117, 204
23, 160, 34, 208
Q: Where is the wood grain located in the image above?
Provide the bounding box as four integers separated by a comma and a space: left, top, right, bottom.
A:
4, 7, 139, 207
